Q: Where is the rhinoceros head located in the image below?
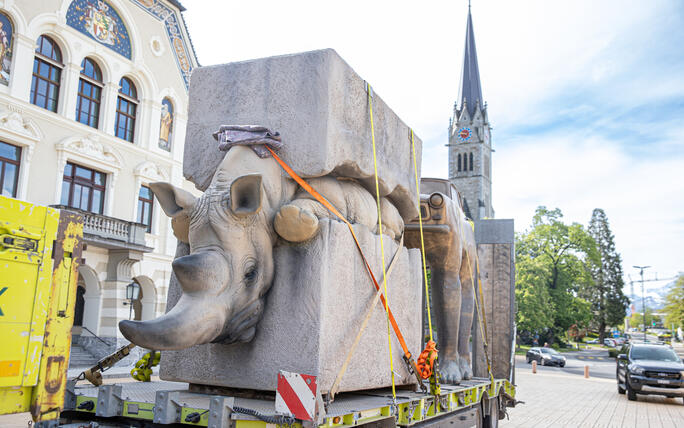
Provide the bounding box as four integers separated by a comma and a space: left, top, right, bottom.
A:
119, 169, 275, 350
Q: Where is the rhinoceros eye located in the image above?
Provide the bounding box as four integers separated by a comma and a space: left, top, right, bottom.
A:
244, 265, 258, 286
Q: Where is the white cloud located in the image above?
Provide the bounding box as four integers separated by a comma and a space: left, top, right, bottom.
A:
495, 134, 684, 279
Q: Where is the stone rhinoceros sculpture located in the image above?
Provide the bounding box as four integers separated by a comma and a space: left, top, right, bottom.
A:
118, 139, 404, 350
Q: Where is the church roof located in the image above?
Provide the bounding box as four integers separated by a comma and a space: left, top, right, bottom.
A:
456, 6, 483, 117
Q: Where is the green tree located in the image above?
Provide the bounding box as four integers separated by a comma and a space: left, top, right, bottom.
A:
630, 307, 659, 330
584, 209, 629, 342
516, 207, 596, 343
663, 275, 684, 330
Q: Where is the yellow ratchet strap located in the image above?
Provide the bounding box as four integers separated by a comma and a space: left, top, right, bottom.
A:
367, 83, 397, 402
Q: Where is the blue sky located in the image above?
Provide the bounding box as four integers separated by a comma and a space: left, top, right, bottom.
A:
184, 0, 684, 293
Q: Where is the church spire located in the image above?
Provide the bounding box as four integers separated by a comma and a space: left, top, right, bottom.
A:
456, 4, 483, 117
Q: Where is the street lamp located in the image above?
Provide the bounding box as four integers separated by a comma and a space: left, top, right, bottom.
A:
633, 265, 650, 342
123, 281, 141, 320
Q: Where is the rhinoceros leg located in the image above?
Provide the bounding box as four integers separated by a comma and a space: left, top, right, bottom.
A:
274, 202, 320, 242
458, 258, 475, 380
458, 237, 478, 380
429, 267, 463, 384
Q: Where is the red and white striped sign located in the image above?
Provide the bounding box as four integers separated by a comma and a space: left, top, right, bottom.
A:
275, 371, 317, 421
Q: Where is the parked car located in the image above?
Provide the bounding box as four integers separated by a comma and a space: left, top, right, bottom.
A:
604, 338, 617, 347
616, 343, 684, 402
587, 339, 600, 344
526, 347, 567, 367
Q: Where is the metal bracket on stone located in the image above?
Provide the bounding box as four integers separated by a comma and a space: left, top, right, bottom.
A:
63, 379, 77, 410
437, 394, 450, 412
154, 390, 182, 424
208, 396, 235, 428
33, 420, 59, 428
406, 401, 418, 422
365, 81, 374, 98
95, 384, 123, 417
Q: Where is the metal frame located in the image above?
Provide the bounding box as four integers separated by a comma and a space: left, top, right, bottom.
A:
64, 377, 515, 428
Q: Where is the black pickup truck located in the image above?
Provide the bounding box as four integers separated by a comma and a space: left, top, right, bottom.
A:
616, 343, 684, 403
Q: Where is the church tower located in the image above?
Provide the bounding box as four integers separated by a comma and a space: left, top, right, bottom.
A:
448, 5, 494, 220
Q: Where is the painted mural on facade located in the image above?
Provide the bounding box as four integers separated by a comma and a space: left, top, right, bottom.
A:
0, 12, 13, 86
158, 97, 173, 151
67, 0, 132, 59
131, 0, 194, 89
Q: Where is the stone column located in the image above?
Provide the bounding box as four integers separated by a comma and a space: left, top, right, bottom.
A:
137, 98, 154, 150
59, 63, 81, 120
8, 34, 36, 102
100, 82, 119, 136
99, 249, 143, 341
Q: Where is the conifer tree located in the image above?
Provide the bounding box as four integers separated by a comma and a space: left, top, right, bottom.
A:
586, 209, 629, 342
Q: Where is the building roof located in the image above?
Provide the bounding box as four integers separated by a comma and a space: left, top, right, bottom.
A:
456, 6, 483, 117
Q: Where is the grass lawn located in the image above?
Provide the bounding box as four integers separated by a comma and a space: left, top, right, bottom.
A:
514, 345, 531, 356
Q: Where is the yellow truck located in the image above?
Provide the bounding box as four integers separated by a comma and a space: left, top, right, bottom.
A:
0, 196, 83, 427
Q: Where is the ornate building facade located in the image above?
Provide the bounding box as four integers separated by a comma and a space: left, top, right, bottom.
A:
0, 0, 198, 357
448, 6, 494, 220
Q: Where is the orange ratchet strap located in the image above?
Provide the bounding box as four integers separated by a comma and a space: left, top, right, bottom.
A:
416, 340, 438, 379
265, 146, 424, 387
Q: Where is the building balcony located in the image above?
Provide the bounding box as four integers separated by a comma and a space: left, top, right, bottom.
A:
50, 205, 153, 253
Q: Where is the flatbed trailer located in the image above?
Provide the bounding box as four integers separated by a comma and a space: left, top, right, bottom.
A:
61, 376, 515, 428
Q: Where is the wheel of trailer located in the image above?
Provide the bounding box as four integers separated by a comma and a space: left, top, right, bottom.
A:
481, 396, 499, 428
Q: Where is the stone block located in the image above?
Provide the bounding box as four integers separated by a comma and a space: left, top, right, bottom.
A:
183, 48, 422, 221
160, 219, 422, 394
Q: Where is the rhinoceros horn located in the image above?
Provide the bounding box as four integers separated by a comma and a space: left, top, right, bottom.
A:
119, 251, 230, 350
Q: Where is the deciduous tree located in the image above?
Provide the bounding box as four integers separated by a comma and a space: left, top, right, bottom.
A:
663, 275, 684, 331
516, 207, 595, 344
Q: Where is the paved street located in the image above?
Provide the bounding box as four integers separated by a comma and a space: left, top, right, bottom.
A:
503, 354, 684, 427
523, 348, 617, 379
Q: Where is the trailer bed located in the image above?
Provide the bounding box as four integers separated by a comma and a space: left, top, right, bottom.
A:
63, 377, 515, 427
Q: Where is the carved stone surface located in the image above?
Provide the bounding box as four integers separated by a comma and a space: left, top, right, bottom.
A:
182, 48, 422, 222
160, 219, 422, 394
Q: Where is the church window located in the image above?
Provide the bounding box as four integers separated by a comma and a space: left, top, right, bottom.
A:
469, 152, 474, 171
463, 153, 468, 171
115, 77, 138, 142
0, 141, 21, 197
31, 35, 63, 112
60, 162, 106, 214
0, 12, 15, 86
137, 185, 154, 233
75, 57, 103, 128
457, 154, 462, 172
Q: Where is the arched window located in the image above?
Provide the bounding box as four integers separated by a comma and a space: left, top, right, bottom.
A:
31, 35, 63, 112
115, 77, 138, 142
463, 153, 468, 171
457, 154, 462, 172
75, 58, 103, 128
469, 152, 474, 171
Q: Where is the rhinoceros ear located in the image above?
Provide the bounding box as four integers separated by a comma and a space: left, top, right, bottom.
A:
149, 182, 196, 243
230, 174, 262, 216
